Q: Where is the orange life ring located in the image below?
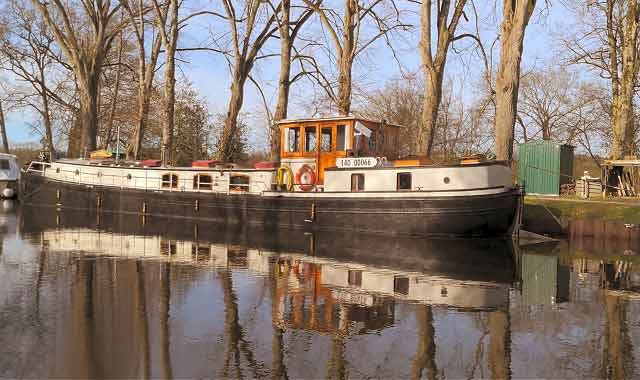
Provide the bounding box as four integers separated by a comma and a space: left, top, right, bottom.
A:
295, 164, 316, 191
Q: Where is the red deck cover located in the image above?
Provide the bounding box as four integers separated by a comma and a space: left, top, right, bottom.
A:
140, 159, 162, 167
192, 160, 220, 168
253, 161, 279, 169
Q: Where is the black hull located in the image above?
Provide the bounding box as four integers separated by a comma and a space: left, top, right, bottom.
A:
22, 174, 521, 238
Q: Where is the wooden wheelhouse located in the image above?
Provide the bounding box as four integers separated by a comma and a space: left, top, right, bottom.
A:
278, 117, 402, 185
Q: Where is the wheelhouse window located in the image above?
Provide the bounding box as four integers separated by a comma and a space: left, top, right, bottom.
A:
0, 159, 10, 170
336, 125, 346, 151
193, 174, 213, 190
351, 173, 365, 192
397, 173, 412, 190
368, 130, 377, 151
161, 173, 178, 189
229, 174, 250, 192
305, 127, 317, 152
321, 127, 333, 152
286, 127, 301, 152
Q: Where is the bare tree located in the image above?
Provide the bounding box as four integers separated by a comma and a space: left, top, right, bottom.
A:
121, 0, 163, 160
212, 0, 281, 162
30, 0, 130, 157
0, 2, 80, 156
0, 100, 8, 153
565, 0, 639, 159
270, 0, 316, 160
517, 68, 581, 141
300, 0, 410, 116
418, 0, 468, 157
151, 0, 178, 165
494, 0, 537, 161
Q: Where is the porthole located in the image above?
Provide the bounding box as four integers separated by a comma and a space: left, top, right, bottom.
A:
97, 171, 102, 178
127, 174, 132, 180
443, 177, 450, 184
75, 169, 79, 175
56, 168, 60, 174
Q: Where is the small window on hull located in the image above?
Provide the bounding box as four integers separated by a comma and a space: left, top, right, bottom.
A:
193, 174, 213, 190
162, 174, 178, 189
230, 174, 250, 192
397, 173, 412, 190
0, 160, 10, 170
351, 174, 365, 192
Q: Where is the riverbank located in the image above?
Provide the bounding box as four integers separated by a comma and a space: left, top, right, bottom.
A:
522, 195, 640, 237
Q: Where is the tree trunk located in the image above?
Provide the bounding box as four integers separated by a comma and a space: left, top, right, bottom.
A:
420, 69, 444, 157
67, 116, 82, 157
217, 73, 247, 162
40, 78, 55, 157
336, 0, 356, 116
272, 0, 292, 161
410, 305, 437, 380
494, 0, 535, 161
77, 72, 100, 157
417, 0, 466, 158
336, 58, 353, 116
104, 46, 123, 150
611, 0, 638, 159
0, 102, 9, 153
160, 0, 178, 166
488, 310, 511, 380
542, 119, 550, 140
128, 36, 162, 160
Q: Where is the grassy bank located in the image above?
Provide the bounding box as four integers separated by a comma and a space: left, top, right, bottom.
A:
525, 196, 640, 224
522, 195, 640, 236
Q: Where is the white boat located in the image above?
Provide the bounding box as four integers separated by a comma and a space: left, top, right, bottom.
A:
0, 153, 20, 198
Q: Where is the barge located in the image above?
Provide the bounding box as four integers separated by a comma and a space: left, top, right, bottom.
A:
22, 116, 521, 237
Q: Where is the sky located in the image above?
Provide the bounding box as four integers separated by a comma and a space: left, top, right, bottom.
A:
2, 0, 571, 151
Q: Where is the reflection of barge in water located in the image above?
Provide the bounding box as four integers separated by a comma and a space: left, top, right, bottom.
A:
24, 208, 516, 315
23, 117, 521, 238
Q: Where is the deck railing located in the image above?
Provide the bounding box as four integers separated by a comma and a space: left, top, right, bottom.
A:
26, 161, 278, 194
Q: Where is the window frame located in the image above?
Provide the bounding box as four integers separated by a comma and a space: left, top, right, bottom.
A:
0, 159, 10, 170
161, 173, 179, 189
286, 127, 301, 153
320, 126, 333, 152
397, 172, 412, 191
304, 126, 317, 153
336, 125, 346, 151
229, 174, 250, 192
193, 173, 213, 190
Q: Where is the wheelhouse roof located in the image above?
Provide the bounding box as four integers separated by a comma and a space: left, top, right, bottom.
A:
275, 116, 404, 128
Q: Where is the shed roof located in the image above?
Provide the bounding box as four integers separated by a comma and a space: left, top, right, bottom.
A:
603, 159, 640, 167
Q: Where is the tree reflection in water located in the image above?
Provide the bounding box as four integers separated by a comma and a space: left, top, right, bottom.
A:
1, 208, 639, 378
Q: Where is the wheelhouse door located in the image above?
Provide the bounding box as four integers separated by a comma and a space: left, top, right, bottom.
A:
317, 124, 336, 185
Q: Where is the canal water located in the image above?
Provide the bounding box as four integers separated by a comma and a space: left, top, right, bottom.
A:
1, 204, 639, 379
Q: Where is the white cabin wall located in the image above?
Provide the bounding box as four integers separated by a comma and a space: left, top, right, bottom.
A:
45, 162, 276, 194
324, 164, 512, 192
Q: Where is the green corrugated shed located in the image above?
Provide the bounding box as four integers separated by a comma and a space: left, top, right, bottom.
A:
518, 140, 574, 195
